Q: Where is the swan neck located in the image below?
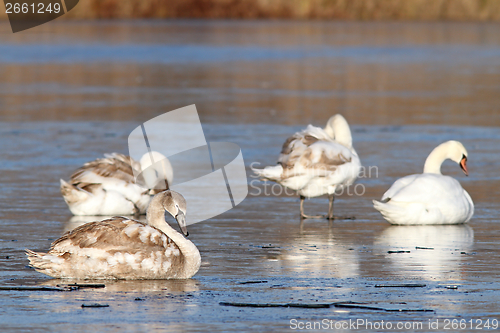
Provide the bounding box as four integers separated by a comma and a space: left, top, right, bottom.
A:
326, 120, 352, 148
423, 146, 446, 174
338, 127, 353, 148
146, 203, 175, 237
146, 198, 200, 277
324, 126, 335, 140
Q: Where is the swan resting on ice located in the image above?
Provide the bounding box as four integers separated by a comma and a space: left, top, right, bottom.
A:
26, 190, 201, 279
60, 152, 173, 216
373, 140, 474, 225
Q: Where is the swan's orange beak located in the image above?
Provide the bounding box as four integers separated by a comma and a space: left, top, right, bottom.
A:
460, 155, 468, 176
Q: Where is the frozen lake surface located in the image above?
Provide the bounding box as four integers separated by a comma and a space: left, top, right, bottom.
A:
0, 20, 499, 332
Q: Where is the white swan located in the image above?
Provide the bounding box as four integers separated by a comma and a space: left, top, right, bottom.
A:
61, 152, 173, 216
253, 114, 361, 219
26, 190, 201, 280
373, 140, 474, 225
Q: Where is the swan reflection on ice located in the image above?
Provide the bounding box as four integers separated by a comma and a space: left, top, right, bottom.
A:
40, 277, 200, 293
265, 220, 360, 279
374, 224, 474, 280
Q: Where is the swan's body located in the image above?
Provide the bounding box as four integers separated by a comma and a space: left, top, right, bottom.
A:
26, 190, 201, 279
61, 152, 173, 216
253, 114, 361, 219
373, 140, 474, 225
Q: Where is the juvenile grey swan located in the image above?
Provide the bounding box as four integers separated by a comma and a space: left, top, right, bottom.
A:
253, 114, 361, 219
26, 190, 201, 279
60, 152, 173, 216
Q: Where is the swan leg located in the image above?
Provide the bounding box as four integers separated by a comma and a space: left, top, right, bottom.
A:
300, 196, 327, 219
326, 195, 356, 220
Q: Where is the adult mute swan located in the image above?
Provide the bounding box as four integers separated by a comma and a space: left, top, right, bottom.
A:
253, 114, 361, 219
26, 190, 201, 279
373, 140, 474, 225
61, 152, 173, 216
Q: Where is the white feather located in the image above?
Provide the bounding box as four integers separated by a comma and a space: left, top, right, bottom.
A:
374, 140, 474, 225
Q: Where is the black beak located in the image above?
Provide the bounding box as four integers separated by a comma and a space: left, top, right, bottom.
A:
460, 155, 468, 176
175, 211, 189, 237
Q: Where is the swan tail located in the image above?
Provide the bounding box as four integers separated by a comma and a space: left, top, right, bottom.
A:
25, 249, 50, 271
60, 179, 90, 205
252, 164, 284, 182
373, 200, 408, 225
26, 249, 66, 278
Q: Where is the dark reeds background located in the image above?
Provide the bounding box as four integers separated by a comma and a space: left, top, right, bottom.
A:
1, 0, 499, 21
63, 0, 500, 20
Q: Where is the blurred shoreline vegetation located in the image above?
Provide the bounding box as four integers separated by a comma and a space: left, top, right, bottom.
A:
60, 0, 500, 20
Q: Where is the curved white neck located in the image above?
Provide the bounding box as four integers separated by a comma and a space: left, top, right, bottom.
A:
423, 145, 448, 174
140, 153, 173, 189
336, 126, 352, 148
325, 118, 352, 148
147, 200, 200, 277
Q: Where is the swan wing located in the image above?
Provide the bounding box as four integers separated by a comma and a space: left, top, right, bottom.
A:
375, 174, 473, 225
61, 154, 152, 215
280, 140, 353, 178
27, 218, 183, 279
253, 122, 359, 195
252, 125, 325, 182
382, 174, 462, 203
50, 218, 173, 251
278, 124, 332, 165
254, 125, 355, 191
380, 174, 420, 202
70, 153, 137, 185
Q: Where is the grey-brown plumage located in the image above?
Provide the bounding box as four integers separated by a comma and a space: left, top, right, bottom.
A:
27, 190, 200, 280
253, 115, 361, 219
60, 152, 172, 215
71, 153, 138, 186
